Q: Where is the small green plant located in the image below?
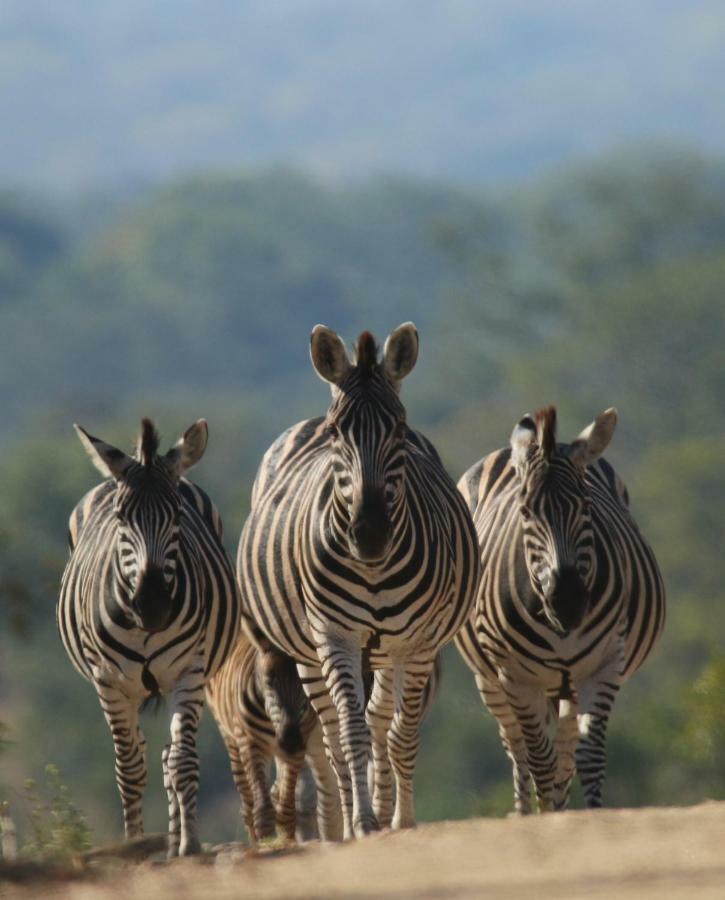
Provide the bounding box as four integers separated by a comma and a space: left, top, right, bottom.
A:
21, 764, 92, 862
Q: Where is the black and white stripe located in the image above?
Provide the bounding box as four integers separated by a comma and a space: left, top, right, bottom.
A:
239, 323, 479, 838
456, 406, 666, 812
206, 633, 342, 843
57, 418, 240, 856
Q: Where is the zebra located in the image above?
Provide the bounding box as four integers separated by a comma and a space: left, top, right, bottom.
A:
239, 323, 479, 838
206, 629, 343, 843
57, 418, 240, 856
207, 630, 442, 844
455, 406, 666, 813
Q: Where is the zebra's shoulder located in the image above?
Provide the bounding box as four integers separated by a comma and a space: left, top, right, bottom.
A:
457, 447, 515, 514
67, 480, 115, 551
179, 478, 225, 540
252, 417, 328, 502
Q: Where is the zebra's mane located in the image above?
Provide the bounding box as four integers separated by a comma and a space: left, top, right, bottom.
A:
354, 331, 379, 379
136, 418, 160, 467
534, 406, 557, 460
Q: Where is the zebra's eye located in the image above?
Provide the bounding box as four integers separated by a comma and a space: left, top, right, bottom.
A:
520, 505, 532, 521
326, 422, 339, 440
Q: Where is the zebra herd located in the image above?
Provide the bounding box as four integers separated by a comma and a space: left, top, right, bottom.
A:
57, 322, 665, 856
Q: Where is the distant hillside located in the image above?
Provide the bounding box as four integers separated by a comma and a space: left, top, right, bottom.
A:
1, 1, 724, 187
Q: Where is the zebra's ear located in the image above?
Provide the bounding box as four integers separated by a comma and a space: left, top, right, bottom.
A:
74, 424, 133, 480
166, 419, 209, 477
310, 325, 351, 387
568, 408, 618, 469
510, 415, 537, 476
383, 322, 419, 388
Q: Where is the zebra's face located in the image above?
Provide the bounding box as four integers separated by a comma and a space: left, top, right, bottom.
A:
75, 417, 209, 633
113, 467, 183, 632
327, 402, 408, 562
510, 406, 618, 636
518, 460, 595, 634
310, 322, 419, 564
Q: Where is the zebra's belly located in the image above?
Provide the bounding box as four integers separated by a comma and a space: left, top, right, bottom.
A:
247, 579, 464, 665
80, 624, 209, 698
481, 622, 622, 690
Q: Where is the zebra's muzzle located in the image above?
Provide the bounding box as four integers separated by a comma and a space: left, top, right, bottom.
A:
348, 501, 392, 562
544, 566, 590, 634
131, 565, 173, 632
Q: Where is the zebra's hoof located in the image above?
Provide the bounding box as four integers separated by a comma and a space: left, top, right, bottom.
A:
353, 816, 380, 838
178, 835, 202, 857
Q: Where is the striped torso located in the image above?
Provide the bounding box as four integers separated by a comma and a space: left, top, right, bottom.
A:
239, 417, 479, 667
58, 477, 240, 698
456, 446, 665, 692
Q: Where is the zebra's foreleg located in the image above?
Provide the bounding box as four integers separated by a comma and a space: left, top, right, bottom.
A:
501, 676, 557, 812
476, 674, 532, 815
305, 717, 344, 841
318, 641, 377, 837
294, 762, 319, 842
273, 753, 305, 841
166, 663, 205, 857
97, 684, 147, 840
222, 734, 257, 843
388, 658, 435, 830
553, 692, 580, 811
575, 658, 623, 808
298, 662, 354, 838
365, 668, 395, 828
244, 737, 276, 841
161, 744, 180, 855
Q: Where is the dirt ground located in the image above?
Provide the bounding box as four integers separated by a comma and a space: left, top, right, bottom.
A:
4, 801, 725, 899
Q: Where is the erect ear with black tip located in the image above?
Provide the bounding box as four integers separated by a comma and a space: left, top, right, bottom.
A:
166, 419, 209, 477
382, 322, 419, 389
510, 415, 537, 477
568, 408, 618, 469
310, 325, 352, 387
74, 424, 134, 480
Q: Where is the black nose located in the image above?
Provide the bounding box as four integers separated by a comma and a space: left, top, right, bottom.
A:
546, 566, 589, 633
132, 565, 172, 632
349, 492, 391, 561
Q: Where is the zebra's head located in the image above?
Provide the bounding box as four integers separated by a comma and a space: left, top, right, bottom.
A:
310, 322, 419, 563
74, 418, 208, 632
510, 406, 618, 635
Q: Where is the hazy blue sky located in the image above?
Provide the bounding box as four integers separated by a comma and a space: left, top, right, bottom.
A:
1, 0, 724, 187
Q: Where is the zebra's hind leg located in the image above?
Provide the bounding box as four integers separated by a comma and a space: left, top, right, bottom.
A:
365, 669, 395, 828
165, 663, 205, 857
304, 715, 344, 841
476, 675, 532, 815
388, 658, 435, 830
575, 658, 622, 808
97, 683, 147, 840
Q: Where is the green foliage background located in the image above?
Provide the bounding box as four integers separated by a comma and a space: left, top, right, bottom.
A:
1, 148, 723, 843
